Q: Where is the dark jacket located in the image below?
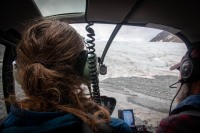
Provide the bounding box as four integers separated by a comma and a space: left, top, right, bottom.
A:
156, 94, 200, 133
0, 106, 133, 133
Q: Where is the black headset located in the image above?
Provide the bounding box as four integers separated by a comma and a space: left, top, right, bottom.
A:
180, 48, 200, 83
75, 50, 99, 80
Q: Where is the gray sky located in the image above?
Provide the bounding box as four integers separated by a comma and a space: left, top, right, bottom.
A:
34, 0, 85, 16
71, 23, 162, 42
34, 0, 162, 42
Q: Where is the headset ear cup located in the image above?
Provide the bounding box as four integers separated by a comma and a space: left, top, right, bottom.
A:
179, 48, 200, 83
76, 50, 99, 80
75, 50, 88, 77
83, 59, 90, 80
189, 58, 200, 82
83, 53, 99, 80
180, 58, 193, 82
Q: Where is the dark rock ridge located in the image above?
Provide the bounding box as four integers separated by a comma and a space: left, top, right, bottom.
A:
150, 31, 183, 43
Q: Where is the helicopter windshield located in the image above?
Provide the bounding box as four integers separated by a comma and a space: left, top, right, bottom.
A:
65, 23, 187, 132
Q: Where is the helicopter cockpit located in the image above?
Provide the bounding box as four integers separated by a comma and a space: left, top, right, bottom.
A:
1, 0, 200, 132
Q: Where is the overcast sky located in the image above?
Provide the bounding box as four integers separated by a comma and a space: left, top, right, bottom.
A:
34, 0, 85, 16
34, 0, 162, 42
71, 23, 162, 42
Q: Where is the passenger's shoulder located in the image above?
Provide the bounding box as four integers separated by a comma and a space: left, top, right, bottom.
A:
156, 114, 200, 133
161, 114, 193, 123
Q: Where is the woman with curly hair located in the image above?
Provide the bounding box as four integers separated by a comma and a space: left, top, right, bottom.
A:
0, 19, 133, 133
